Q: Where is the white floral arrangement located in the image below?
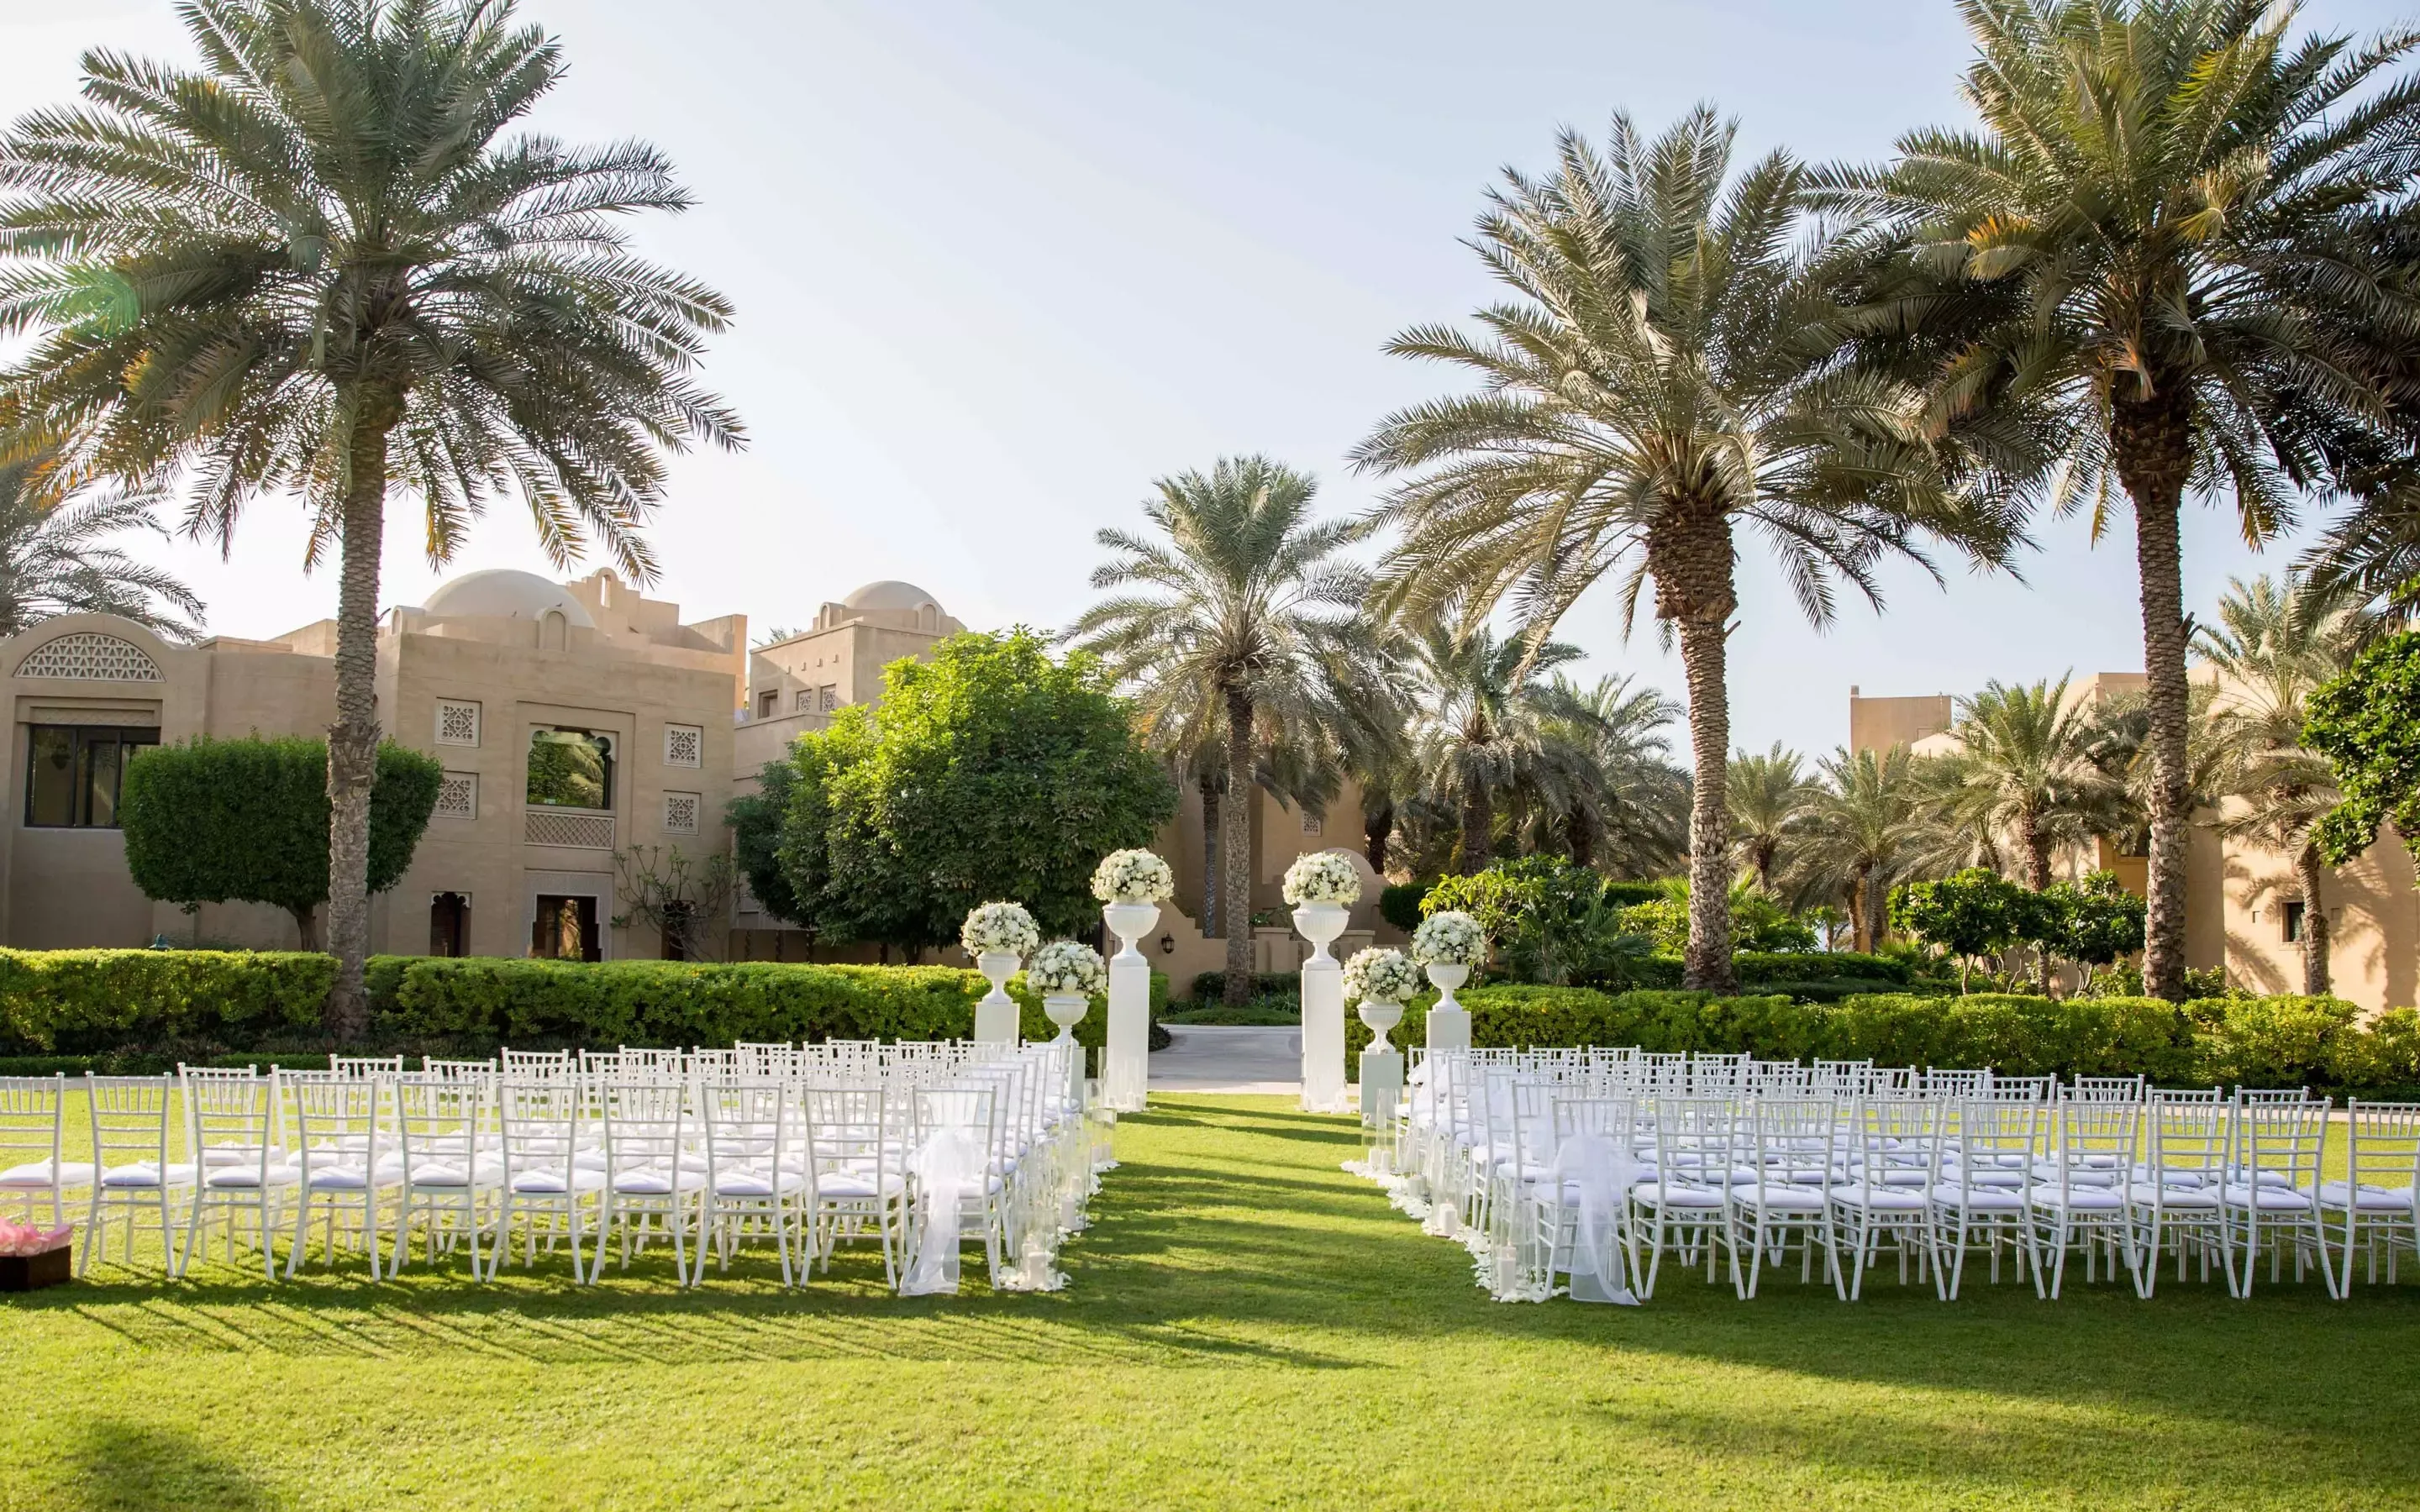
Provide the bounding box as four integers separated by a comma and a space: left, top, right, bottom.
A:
1091, 848, 1176, 904
1342, 947, 1423, 1005
1027, 939, 1107, 998
1411, 910, 1487, 968
1281, 850, 1362, 906
960, 901, 1039, 959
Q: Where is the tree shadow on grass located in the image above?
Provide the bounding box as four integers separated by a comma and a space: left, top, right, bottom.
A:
60, 1421, 273, 1511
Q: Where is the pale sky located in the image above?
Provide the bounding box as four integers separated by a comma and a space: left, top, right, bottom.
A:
0, 0, 2411, 752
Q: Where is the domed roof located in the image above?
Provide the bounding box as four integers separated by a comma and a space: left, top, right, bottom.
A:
422, 569, 595, 627
841, 580, 940, 612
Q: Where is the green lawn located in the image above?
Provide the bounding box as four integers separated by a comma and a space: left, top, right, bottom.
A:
4, 1094, 2417, 1510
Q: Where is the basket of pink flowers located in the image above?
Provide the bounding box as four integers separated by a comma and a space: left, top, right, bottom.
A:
0, 1219, 72, 1291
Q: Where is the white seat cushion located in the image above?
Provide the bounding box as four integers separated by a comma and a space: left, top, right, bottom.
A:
2030, 1184, 2124, 1211
712, 1168, 803, 1197
609, 1168, 702, 1195
1734, 1185, 1827, 1212
1637, 1184, 1724, 1210
1829, 1184, 1927, 1211
510, 1168, 606, 1194
1930, 1184, 2024, 1210
2223, 1183, 2317, 1210
303, 1162, 402, 1191
203, 1163, 299, 1189
100, 1162, 197, 1188
2318, 1181, 2415, 1213
816, 1170, 906, 1199
2128, 1182, 2220, 1208
0, 1159, 95, 1188
407, 1158, 503, 1189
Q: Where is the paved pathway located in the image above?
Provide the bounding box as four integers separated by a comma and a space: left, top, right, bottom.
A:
1148, 1023, 1302, 1095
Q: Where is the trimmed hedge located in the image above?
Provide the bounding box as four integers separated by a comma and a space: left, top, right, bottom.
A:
1340, 984, 2420, 1089
0, 948, 1166, 1058
1617, 951, 1918, 991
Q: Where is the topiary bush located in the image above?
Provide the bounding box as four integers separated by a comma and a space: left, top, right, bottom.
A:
1377, 883, 1426, 933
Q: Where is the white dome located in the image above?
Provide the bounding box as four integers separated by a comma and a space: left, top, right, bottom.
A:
422, 569, 595, 627
841, 580, 940, 613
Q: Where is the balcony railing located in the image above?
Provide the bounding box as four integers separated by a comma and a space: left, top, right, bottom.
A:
524, 808, 614, 850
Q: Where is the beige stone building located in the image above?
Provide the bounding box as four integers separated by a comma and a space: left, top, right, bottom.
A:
1850, 673, 2419, 1011
0, 568, 746, 961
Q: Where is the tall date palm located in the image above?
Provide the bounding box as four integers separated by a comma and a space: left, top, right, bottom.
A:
1819, 0, 2420, 997
1068, 457, 1370, 1005
1356, 109, 2020, 990
0, 448, 204, 639
0, 0, 739, 1036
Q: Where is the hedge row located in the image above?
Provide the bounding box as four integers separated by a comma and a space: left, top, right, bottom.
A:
0, 949, 1165, 1058
1340, 985, 2420, 1091
1190, 951, 1918, 1005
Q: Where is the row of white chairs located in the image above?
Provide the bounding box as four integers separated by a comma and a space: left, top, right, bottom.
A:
1376, 1048, 2419, 1304
0, 1038, 1100, 1295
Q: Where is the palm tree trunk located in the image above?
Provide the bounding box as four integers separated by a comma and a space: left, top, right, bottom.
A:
323, 410, 393, 1042
1199, 772, 1221, 937
2296, 842, 2331, 997
1363, 796, 1392, 874
2017, 809, 2049, 890
1565, 809, 1594, 869
2113, 390, 2195, 1001
1222, 687, 1256, 1006
1676, 610, 1736, 993
1457, 779, 1491, 874
1849, 872, 1871, 953
1864, 874, 1889, 956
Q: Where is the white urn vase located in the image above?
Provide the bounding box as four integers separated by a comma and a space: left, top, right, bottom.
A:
1358, 999, 1404, 1051
1295, 903, 1350, 1114
1424, 960, 1471, 1053
1100, 901, 1158, 1114
974, 949, 1022, 1045
1357, 999, 1407, 1138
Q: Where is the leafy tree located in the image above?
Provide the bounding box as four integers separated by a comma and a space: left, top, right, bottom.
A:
777, 631, 1176, 953
1798, 745, 1925, 952
1357, 108, 2019, 993
1823, 0, 2420, 999
1616, 879, 1817, 956
1728, 743, 1817, 896
0, 448, 203, 638
1939, 676, 2120, 888
2045, 872, 2148, 995
0, 0, 739, 1037
1068, 457, 1370, 1003
119, 736, 441, 953
1891, 867, 2027, 995
611, 844, 734, 961
2200, 574, 2369, 995
725, 759, 805, 931
2307, 633, 2420, 883
1421, 855, 1654, 986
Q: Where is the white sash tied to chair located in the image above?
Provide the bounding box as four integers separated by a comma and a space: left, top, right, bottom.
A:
900, 1126, 987, 1297
1549, 1131, 1640, 1305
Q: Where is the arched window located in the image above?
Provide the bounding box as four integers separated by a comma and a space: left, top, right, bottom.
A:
539, 609, 568, 650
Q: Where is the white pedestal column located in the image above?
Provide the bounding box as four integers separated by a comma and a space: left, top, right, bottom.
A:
1295, 903, 1349, 1113
1044, 994, 1088, 1116
1101, 902, 1158, 1112
973, 950, 1022, 1046
1358, 1000, 1405, 1141
1424, 962, 1471, 1053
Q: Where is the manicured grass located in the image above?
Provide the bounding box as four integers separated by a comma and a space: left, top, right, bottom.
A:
4, 1094, 2417, 1509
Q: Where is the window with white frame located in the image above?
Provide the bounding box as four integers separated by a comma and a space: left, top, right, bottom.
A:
436, 699, 481, 747
663, 723, 702, 769
663, 790, 701, 835
436, 771, 477, 821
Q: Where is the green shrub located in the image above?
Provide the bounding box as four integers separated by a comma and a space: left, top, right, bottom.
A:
0, 948, 334, 1053
2186, 994, 2361, 1089
1190, 970, 1300, 1002
1737, 951, 1912, 986
1377, 883, 1426, 933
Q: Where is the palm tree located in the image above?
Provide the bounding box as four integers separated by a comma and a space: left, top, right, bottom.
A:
1533, 672, 1686, 874
1801, 745, 1925, 952
1820, 0, 2420, 998
0, 449, 203, 639
1405, 624, 1592, 874
1940, 677, 2121, 889
1068, 457, 1370, 1005
0, 0, 739, 1037
1355, 109, 2022, 991
2196, 574, 2370, 995
1728, 743, 1817, 895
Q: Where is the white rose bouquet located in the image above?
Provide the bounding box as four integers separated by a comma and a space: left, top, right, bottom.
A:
1411, 910, 1486, 968
1027, 939, 1108, 997
960, 901, 1040, 959
1091, 848, 1176, 904
1342, 947, 1423, 1005
1281, 850, 1362, 906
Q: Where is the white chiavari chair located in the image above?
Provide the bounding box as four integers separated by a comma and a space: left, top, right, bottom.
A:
2225, 1095, 2336, 1297
286, 1073, 399, 1278
392, 1073, 502, 1274
2128, 1090, 2233, 1297
1828, 1098, 1938, 1300
1931, 1099, 2037, 1299
693, 1079, 802, 1284
2031, 1099, 2139, 1298
0, 1075, 89, 1227
330, 1054, 406, 1077
82, 1074, 192, 1275
1731, 1098, 1839, 1299
2066, 1075, 2145, 1104
590, 1078, 699, 1283
178, 1065, 291, 1279
490, 1077, 599, 1279
2326, 1100, 2420, 1294
804, 1083, 906, 1284
1635, 1098, 1733, 1298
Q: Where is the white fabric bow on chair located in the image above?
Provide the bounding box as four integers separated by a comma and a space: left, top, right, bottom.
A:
1550, 1131, 1641, 1305
899, 1126, 987, 1297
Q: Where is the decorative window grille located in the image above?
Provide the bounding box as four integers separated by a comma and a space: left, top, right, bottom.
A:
16, 632, 163, 682
663, 791, 701, 835
1301, 812, 1323, 837
818, 685, 839, 711
435, 772, 477, 821
663, 723, 702, 768
524, 810, 614, 849
435, 699, 481, 747
795, 689, 814, 712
